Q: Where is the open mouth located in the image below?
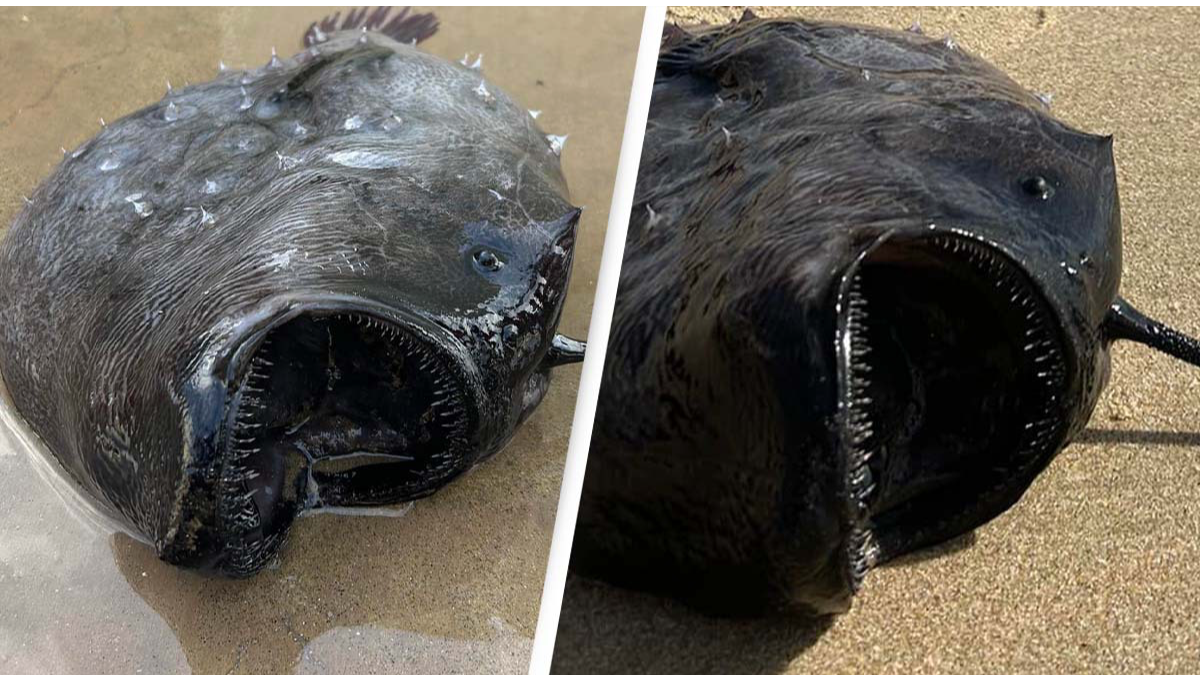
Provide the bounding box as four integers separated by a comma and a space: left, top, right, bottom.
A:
838, 233, 1069, 585
215, 311, 475, 574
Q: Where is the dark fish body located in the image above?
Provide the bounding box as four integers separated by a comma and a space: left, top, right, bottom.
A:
571, 16, 1195, 615
0, 10, 584, 575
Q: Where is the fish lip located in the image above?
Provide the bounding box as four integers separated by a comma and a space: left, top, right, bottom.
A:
833, 227, 1073, 589
196, 293, 484, 575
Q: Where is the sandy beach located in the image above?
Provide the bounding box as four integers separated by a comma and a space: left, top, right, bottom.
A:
552, 6, 1200, 674
0, 6, 642, 674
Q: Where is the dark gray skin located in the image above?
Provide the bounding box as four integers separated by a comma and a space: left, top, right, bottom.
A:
0, 9, 586, 576
572, 15, 1200, 616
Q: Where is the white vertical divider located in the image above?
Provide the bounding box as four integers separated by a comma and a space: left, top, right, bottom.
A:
526, 6, 667, 674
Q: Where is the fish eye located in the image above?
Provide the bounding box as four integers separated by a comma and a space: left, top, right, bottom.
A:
1020, 174, 1055, 200
472, 248, 506, 273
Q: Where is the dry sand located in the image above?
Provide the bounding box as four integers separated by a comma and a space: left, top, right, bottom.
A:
552, 6, 1200, 675
0, 6, 643, 675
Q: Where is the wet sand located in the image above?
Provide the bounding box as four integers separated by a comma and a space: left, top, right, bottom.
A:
553, 7, 1200, 675
0, 6, 642, 675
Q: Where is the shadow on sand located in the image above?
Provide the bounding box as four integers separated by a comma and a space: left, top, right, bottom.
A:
551, 530, 978, 674
551, 574, 832, 675
1076, 427, 1200, 447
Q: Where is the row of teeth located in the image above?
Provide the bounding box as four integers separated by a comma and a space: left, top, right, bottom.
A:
843, 274, 877, 516
220, 332, 276, 538
843, 272, 879, 590
221, 530, 286, 577
847, 524, 880, 589
932, 237, 1066, 469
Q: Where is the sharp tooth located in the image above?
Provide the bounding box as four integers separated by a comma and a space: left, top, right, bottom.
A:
850, 464, 873, 489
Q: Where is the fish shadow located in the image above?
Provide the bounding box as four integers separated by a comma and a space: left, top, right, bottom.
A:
552, 532, 977, 674
551, 574, 832, 675
1076, 427, 1200, 447
883, 530, 977, 568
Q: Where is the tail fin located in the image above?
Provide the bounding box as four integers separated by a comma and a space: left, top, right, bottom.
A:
304, 7, 439, 47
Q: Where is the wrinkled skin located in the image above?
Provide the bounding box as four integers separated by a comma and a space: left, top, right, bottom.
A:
0, 19, 583, 575
573, 16, 1131, 615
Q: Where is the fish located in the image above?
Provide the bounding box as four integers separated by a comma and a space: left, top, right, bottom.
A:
570, 13, 1200, 615
0, 7, 587, 577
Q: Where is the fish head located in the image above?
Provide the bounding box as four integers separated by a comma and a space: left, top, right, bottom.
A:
833, 110, 1121, 565
161, 168, 581, 575
808, 45, 1196, 606
717, 25, 1133, 610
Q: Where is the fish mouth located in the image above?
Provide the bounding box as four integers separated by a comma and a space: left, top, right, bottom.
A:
214, 304, 479, 575
836, 231, 1070, 586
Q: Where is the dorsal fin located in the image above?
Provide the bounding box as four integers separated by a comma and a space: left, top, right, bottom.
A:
303, 6, 439, 48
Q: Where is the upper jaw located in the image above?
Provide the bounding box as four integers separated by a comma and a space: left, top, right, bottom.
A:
833, 229, 1073, 583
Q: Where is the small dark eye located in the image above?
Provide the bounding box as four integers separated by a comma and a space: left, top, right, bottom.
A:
1021, 175, 1054, 200
473, 249, 505, 272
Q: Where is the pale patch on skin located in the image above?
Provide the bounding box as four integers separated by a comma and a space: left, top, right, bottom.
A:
327, 149, 411, 169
